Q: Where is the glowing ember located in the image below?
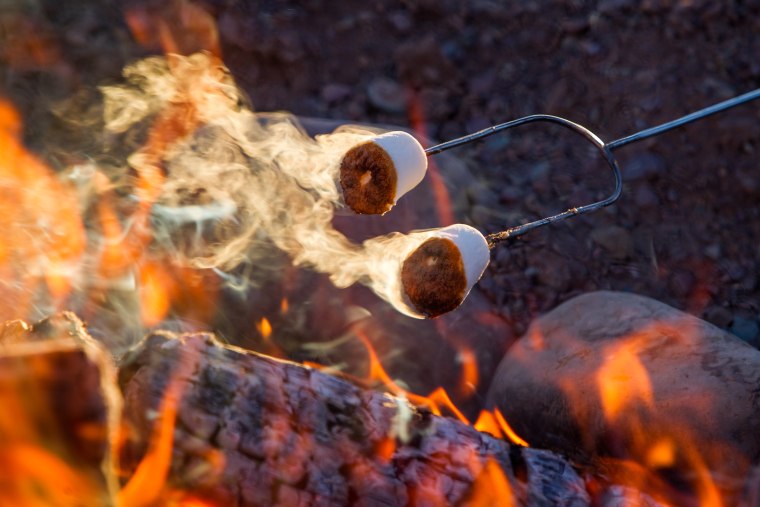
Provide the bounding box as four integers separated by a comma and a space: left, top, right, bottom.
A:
258, 317, 273, 342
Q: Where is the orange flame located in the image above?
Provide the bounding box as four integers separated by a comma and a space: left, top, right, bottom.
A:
646, 438, 676, 469
139, 260, 172, 327
164, 492, 219, 507
0, 15, 64, 72
124, 0, 220, 57
0, 444, 100, 506
596, 339, 654, 421
374, 436, 397, 464
585, 321, 730, 505
0, 344, 106, 505
458, 345, 479, 396
118, 385, 180, 507
258, 317, 273, 342
474, 409, 529, 448
356, 330, 468, 424
468, 458, 516, 507
0, 99, 85, 320
473, 410, 502, 437
493, 408, 529, 448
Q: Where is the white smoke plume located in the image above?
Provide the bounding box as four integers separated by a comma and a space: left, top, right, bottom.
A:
99, 52, 434, 318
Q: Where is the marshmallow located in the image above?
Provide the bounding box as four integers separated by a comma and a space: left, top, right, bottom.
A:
400, 224, 490, 318
339, 131, 427, 215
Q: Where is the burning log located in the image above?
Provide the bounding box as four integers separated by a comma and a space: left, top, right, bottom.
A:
487, 291, 760, 504
118, 330, 591, 506
0, 313, 120, 506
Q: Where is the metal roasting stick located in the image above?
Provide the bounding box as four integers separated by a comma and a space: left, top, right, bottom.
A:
424, 88, 760, 249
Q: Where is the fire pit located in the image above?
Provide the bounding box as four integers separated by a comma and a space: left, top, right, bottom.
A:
2, 1, 760, 506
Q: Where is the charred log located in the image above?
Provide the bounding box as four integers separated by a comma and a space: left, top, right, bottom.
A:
0, 313, 120, 505
118, 330, 591, 506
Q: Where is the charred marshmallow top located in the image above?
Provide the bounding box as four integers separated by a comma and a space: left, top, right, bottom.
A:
339, 131, 427, 215
400, 224, 490, 318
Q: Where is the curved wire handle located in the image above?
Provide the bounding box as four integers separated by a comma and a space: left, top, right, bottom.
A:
426, 88, 760, 249
425, 115, 623, 249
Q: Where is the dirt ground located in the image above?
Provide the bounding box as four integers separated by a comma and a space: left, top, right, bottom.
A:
2, 0, 760, 409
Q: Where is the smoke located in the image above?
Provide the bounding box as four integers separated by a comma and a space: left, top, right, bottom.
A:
98, 52, 432, 318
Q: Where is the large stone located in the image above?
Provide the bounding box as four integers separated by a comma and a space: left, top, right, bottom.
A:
486, 291, 760, 500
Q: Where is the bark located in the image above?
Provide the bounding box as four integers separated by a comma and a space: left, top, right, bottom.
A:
118, 330, 590, 506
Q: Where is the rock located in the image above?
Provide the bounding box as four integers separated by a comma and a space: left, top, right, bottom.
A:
418, 87, 453, 122
394, 37, 459, 88
622, 152, 666, 181
561, 17, 590, 35
738, 172, 758, 195
388, 11, 413, 33
487, 291, 760, 501
703, 243, 721, 260
668, 268, 695, 298
598, 0, 636, 14
590, 225, 633, 260
500, 186, 523, 204
703, 305, 733, 328
534, 252, 573, 292
634, 184, 659, 208
464, 116, 492, 134
366, 77, 407, 114
321, 83, 352, 103
730, 316, 760, 346
466, 179, 500, 207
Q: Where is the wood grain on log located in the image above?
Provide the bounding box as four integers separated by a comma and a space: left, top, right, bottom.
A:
118, 331, 590, 506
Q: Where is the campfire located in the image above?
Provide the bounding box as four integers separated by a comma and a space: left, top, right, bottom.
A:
2, 2, 760, 506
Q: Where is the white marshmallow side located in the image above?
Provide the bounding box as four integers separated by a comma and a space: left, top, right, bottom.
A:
431, 224, 490, 295
371, 131, 428, 203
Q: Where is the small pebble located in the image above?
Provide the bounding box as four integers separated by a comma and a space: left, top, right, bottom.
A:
366, 77, 407, 114
668, 269, 695, 298
500, 186, 523, 204
388, 11, 413, 33
591, 225, 634, 260
419, 87, 452, 122
704, 243, 721, 260
466, 180, 500, 207
464, 116, 491, 134
738, 173, 758, 195
623, 151, 666, 181
598, 0, 636, 14
321, 83, 352, 103
634, 185, 659, 208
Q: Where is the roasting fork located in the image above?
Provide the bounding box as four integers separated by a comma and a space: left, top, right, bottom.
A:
423, 88, 760, 248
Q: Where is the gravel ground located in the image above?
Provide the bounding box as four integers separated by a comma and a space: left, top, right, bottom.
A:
2, 0, 760, 400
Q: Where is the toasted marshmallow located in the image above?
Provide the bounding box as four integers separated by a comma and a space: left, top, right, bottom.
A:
339, 131, 427, 215
400, 224, 490, 318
